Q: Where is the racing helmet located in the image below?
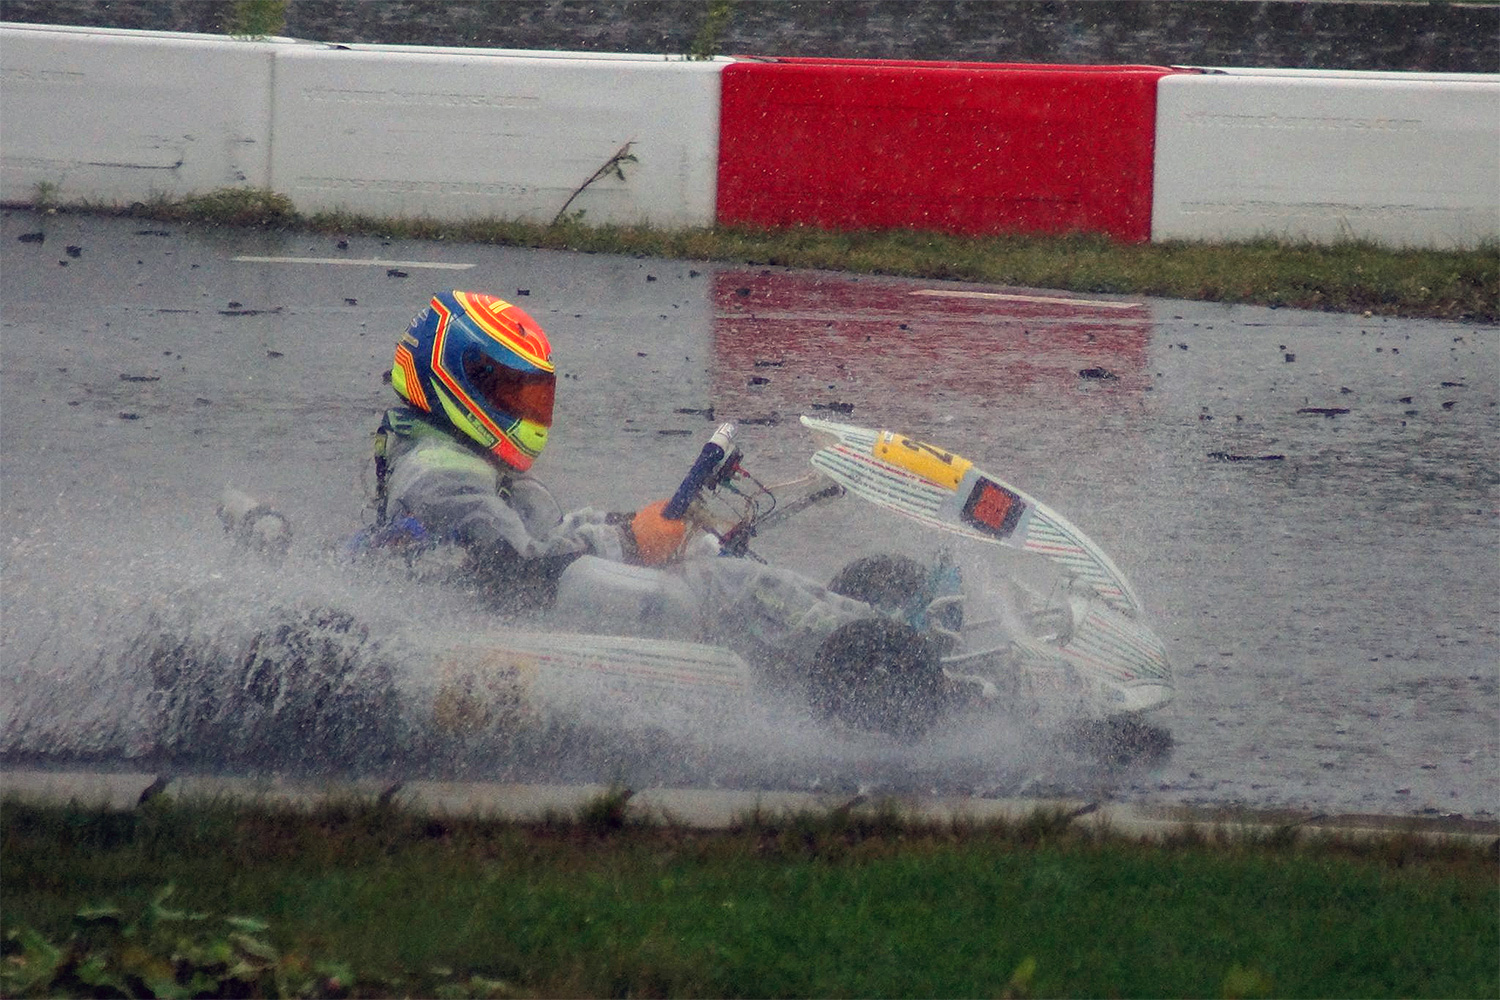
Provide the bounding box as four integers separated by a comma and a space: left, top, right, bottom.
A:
391, 290, 556, 471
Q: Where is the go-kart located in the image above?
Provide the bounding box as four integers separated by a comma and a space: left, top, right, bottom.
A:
407, 416, 1175, 749
181, 416, 1173, 776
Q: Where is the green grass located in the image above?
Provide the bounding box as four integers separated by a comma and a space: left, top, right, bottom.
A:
28, 187, 1499, 322
3, 795, 1496, 998
224, 0, 287, 40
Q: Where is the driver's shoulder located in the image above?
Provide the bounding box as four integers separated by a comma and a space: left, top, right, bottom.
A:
382, 408, 495, 477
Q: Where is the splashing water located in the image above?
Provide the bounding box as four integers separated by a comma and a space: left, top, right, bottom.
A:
1, 503, 1158, 797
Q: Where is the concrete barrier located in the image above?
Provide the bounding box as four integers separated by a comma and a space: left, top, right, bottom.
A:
269, 45, 724, 226
0, 22, 282, 205
717, 58, 1176, 242
1152, 69, 1500, 247
2, 24, 1495, 247
0, 24, 725, 227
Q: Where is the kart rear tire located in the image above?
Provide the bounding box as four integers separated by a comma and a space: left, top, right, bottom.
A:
808, 617, 944, 741
828, 554, 929, 610
828, 552, 963, 645
139, 604, 398, 771
238, 606, 398, 768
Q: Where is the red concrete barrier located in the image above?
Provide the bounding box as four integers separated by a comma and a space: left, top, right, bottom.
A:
717, 58, 1179, 242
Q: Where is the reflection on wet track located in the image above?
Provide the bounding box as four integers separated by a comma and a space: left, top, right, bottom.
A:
710, 269, 1154, 418
1, 211, 1495, 818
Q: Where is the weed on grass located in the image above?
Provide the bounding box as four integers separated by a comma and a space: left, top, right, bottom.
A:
576, 784, 635, 836
224, 0, 287, 39
71, 188, 299, 228
15, 188, 1496, 321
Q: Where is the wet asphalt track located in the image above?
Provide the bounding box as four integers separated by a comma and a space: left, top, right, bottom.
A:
1, 211, 1496, 819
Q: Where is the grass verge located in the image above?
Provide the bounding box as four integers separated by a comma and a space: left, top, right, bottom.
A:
20, 187, 1499, 322
3, 793, 1496, 998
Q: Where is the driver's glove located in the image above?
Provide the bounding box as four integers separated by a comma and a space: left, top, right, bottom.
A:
558, 507, 629, 562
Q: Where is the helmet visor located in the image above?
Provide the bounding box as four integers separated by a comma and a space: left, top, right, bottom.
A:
462, 352, 556, 428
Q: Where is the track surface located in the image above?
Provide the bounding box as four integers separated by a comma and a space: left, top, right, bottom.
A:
2, 211, 1495, 819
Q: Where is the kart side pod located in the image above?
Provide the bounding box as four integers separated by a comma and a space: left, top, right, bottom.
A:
554, 555, 701, 639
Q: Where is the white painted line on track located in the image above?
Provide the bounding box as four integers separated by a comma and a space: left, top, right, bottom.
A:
233, 255, 475, 269
913, 289, 1143, 309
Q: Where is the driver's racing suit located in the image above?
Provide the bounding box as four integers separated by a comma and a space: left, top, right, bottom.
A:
359, 407, 874, 667
359, 407, 627, 606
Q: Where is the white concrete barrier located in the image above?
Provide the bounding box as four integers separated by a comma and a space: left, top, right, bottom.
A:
269, 46, 723, 226
1178, 67, 1499, 83
5, 24, 1496, 246
340, 42, 730, 62
0, 23, 282, 204
1153, 70, 1500, 247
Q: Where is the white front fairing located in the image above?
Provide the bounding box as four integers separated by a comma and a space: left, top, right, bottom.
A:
799, 415, 1174, 716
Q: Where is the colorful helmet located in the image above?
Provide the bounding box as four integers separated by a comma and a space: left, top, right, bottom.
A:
391, 290, 556, 471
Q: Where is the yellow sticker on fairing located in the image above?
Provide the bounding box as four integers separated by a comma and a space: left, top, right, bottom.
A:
874, 432, 973, 490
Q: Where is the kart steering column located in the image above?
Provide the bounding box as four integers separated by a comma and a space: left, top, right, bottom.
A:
665, 423, 737, 519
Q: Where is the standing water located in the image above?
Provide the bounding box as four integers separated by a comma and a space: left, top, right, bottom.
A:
2, 213, 1495, 817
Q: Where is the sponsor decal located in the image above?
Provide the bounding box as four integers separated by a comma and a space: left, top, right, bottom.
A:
961, 477, 1027, 539
874, 432, 973, 489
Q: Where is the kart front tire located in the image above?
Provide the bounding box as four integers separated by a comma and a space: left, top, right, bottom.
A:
1056, 713, 1174, 767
